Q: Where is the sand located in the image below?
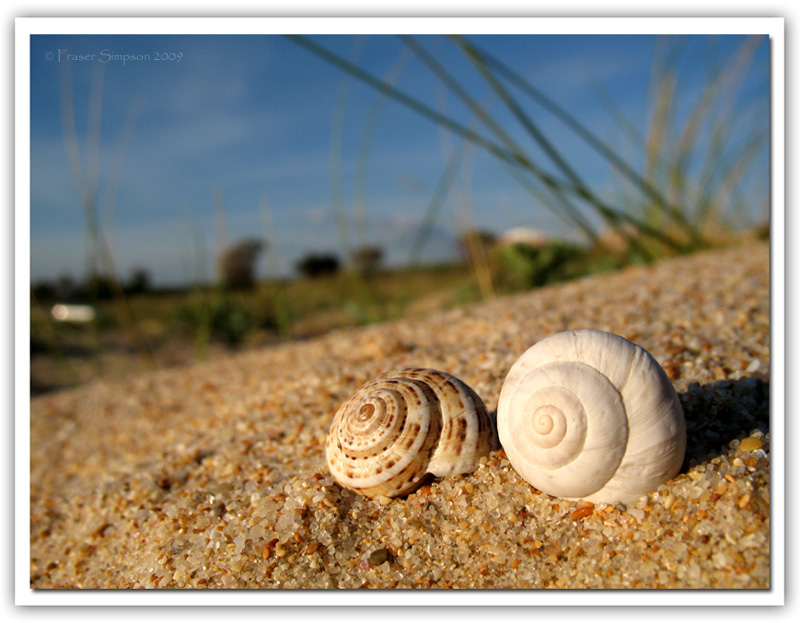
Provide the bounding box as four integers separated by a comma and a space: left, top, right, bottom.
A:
29, 241, 770, 589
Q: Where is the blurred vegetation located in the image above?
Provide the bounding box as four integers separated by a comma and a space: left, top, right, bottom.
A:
219, 238, 263, 290
290, 34, 768, 258
173, 295, 261, 347
31, 224, 769, 395
353, 245, 384, 277
32, 34, 768, 395
491, 240, 592, 291
30, 259, 474, 393
296, 253, 341, 279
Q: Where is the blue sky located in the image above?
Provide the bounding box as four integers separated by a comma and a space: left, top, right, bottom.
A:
28, 33, 770, 286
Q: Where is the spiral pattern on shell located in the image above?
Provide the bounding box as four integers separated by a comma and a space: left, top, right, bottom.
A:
326, 368, 498, 499
497, 330, 686, 504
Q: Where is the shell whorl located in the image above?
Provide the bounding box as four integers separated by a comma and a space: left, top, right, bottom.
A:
326, 368, 498, 498
497, 330, 686, 504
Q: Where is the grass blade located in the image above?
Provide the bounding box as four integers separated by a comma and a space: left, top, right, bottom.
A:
287, 35, 530, 174
451, 35, 688, 254
354, 46, 413, 252
471, 39, 699, 245
407, 136, 465, 267
59, 59, 155, 372
261, 196, 292, 341
399, 35, 611, 247
329, 36, 368, 268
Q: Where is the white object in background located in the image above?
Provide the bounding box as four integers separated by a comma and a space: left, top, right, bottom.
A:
51, 303, 96, 323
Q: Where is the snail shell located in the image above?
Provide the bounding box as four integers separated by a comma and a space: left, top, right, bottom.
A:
497, 330, 686, 505
326, 368, 498, 498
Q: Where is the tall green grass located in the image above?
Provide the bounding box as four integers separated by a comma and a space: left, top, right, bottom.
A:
288, 34, 768, 265
639, 35, 768, 239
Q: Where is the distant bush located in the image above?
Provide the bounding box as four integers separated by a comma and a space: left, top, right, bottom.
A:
219, 239, 263, 290
296, 253, 340, 279
174, 295, 264, 347
82, 273, 115, 300
124, 268, 151, 295
31, 281, 57, 302
492, 241, 591, 291
353, 245, 383, 277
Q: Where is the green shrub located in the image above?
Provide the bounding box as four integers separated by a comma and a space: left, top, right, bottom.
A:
492, 241, 591, 291
174, 295, 263, 347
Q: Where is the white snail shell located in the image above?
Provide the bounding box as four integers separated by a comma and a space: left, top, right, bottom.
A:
326, 368, 499, 498
497, 330, 686, 505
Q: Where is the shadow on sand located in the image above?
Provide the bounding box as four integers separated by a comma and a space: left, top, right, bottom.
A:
679, 374, 769, 470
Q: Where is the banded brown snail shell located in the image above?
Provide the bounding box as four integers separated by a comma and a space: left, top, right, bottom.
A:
326, 368, 498, 498
497, 330, 686, 505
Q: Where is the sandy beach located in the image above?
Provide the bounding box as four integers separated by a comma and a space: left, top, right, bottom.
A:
29, 241, 770, 589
